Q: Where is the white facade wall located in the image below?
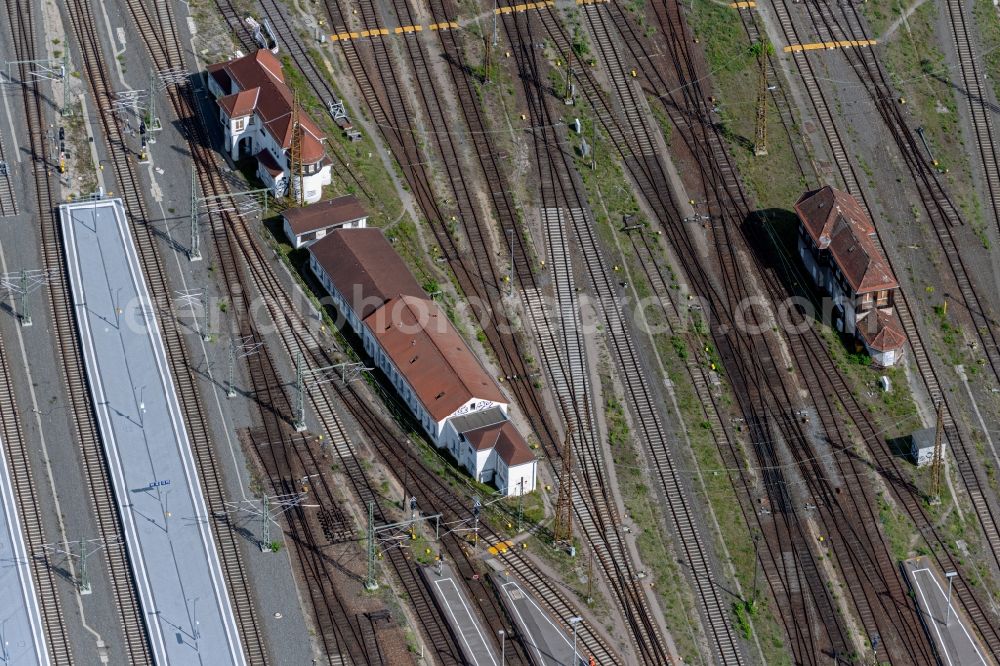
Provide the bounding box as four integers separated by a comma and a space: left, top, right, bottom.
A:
797, 232, 856, 333
284, 216, 367, 249
502, 461, 536, 496
864, 343, 897, 368
208, 72, 331, 204
799, 229, 899, 367
311, 254, 533, 496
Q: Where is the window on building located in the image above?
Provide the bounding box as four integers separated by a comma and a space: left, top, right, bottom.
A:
233, 117, 246, 131
876, 290, 889, 307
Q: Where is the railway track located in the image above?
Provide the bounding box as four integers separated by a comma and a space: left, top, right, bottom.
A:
4, 0, 153, 662
187, 66, 454, 662
0, 127, 17, 217
942, 0, 1000, 236
607, 0, 951, 659
605, 0, 995, 658
764, 0, 1000, 652
203, 1, 521, 661
0, 254, 71, 665
58, 0, 268, 660
288, 0, 653, 658
504, 0, 940, 656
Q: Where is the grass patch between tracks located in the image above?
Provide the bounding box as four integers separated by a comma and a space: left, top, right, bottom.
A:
563, 104, 789, 663
862, 1, 988, 248
685, 0, 809, 210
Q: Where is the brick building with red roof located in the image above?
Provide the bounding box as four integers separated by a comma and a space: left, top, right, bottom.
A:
795, 186, 906, 366
206, 49, 332, 203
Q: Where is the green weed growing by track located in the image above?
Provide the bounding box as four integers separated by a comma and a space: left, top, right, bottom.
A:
563, 100, 788, 662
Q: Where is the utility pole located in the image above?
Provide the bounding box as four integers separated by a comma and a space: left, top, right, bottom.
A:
60, 52, 69, 117
261, 495, 270, 549
516, 478, 524, 531
563, 53, 576, 105
569, 616, 583, 666
293, 351, 306, 432
0, 269, 48, 327
365, 501, 378, 590
507, 228, 515, 295
586, 549, 594, 604
77, 535, 91, 595
492, 0, 499, 47
289, 93, 305, 207
472, 496, 482, 551
484, 32, 492, 84
553, 416, 575, 549
931, 400, 944, 500
752, 38, 772, 157
945, 571, 957, 624
19, 270, 31, 327
228, 341, 239, 398
190, 171, 202, 261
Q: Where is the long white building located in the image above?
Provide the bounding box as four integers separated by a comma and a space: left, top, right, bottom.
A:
308, 228, 537, 496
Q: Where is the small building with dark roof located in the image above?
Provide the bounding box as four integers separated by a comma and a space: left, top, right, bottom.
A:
910, 427, 939, 467
282, 195, 368, 248
795, 186, 905, 366
307, 228, 536, 495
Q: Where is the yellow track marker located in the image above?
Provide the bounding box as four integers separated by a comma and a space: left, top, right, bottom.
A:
783, 38, 877, 53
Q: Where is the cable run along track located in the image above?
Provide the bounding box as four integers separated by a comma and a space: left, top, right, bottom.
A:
1, 3, 74, 664
213, 3, 624, 662
57, 0, 269, 661
494, 3, 755, 663
494, 0, 935, 662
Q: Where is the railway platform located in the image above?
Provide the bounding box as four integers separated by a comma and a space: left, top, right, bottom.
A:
60, 197, 246, 665
421, 561, 498, 665
492, 572, 583, 666
903, 557, 992, 666
0, 434, 49, 665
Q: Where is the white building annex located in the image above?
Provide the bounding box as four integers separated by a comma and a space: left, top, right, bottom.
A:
281, 194, 368, 248
206, 49, 332, 203
308, 228, 537, 496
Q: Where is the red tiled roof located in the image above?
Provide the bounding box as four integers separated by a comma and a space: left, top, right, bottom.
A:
463, 421, 535, 467
283, 195, 367, 235
364, 295, 507, 422
795, 186, 898, 294
218, 89, 258, 118
309, 228, 424, 319
857, 309, 906, 352
208, 49, 326, 164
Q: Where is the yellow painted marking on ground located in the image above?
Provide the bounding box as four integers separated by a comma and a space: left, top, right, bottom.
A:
728, 1, 755, 8
783, 38, 877, 53
487, 540, 513, 555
